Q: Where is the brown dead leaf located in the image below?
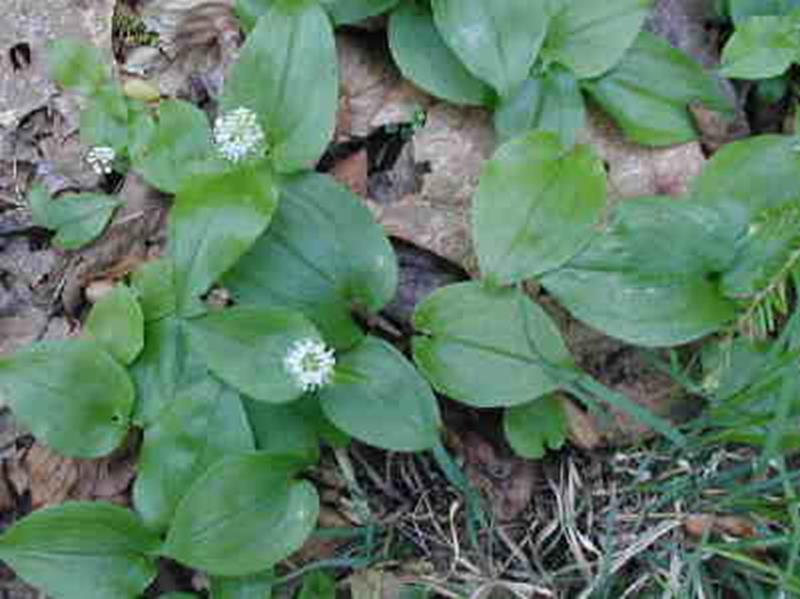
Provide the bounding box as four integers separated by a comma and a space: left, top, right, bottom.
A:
460, 432, 538, 522
11, 441, 136, 510
684, 514, 759, 540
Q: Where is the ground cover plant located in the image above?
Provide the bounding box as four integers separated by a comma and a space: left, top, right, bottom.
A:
0, 0, 799, 597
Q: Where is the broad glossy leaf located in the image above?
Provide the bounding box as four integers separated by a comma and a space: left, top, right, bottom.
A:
574, 196, 741, 278
169, 164, 277, 316
160, 594, 199, 599
129, 317, 207, 426
389, 3, 493, 106
134, 378, 254, 531
728, 0, 800, 22
504, 395, 568, 459
47, 39, 110, 92
245, 395, 348, 461
473, 132, 606, 284
44, 193, 121, 250
431, 0, 549, 97
185, 306, 323, 403
322, 0, 399, 24
0, 340, 134, 457
131, 258, 177, 322
544, 0, 651, 79
721, 201, 800, 299
80, 85, 131, 152
85, 284, 145, 365
691, 135, 800, 219
541, 231, 737, 347
165, 453, 319, 576
0, 502, 159, 599
133, 100, 215, 194
223, 2, 337, 173
721, 15, 800, 79
494, 65, 586, 145
320, 337, 441, 451
412, 282, 572, 408
211, 571, 273, 599
224, 172, 397, 349
584, 31, 734, 146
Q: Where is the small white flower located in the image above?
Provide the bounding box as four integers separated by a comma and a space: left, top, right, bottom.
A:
86, 146, 116, 175
283, 338, 336, 392
213, 107, 266, 163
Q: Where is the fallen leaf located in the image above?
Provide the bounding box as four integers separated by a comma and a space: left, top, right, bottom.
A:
331, 149, 368, 197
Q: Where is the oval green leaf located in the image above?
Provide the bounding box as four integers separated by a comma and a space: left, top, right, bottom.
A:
720, 15, 800, 79
223, 2, 337, 173
494, 65, 586, 145
432, 0, 549, 97
210, 570, 274, 599
224, 172, 397, 350
504, 394, 568, 459
544, 0, 651, 79
389, 3, 493, 106
134, 378, 254, 532
169, 164, 278, 316
85, 284, 145, 365
133, 100, 216, 194
184, 306, 324, 403
164, 453, 319, 576
131, 258, 177, 322
473, 131, 606, 284
0, 340, 134, 458
0, 502, 160, 599
47, 39, 110, 92
583, 32, 734, 146
319, 336, 441, 452
412, 282, 572, 408
45, 192, 121, 250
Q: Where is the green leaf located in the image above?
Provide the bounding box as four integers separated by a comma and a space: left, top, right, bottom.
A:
185, 306, 324, 404
504, 395, 568, 459
0, 502, 159, 599
164, 453, 319, 576
129, 317, 207, 426
473, 131, 606, 284
244, 394, 348, 462
720, 14, 800, 79
728, 0, 800, 22
544, 0, 651, 79
541, 234, 737, 347
80, 85, 131, 152
47, 39, 110, 92
298, 571, 336, 599
573, 196, 741, 278
0, 340, 134, 458
41, 193, 121, 250
494, 64, 586, 145
389, 3, 493, 106
319, 336, 441, 452
160, 594, 200, 599
130, 258, 177, 322
169, 164, 277, 316
223, 2, 338, 173
721, 201, 800, 299
224, 172, 397, 350
431, 0, 549, 97
85, 284, 145, 365
412, 282, 572, 408
27, 184, 54, 228
133, 100, 216, 194
134, 377, 253, 532
211, 570, 273, 599
584, 31, 734, 146
691, 135, 800, 219
322, 0, 399, 24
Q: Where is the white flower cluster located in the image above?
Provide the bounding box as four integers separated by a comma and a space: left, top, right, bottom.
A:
86, 146, 116, 175
213, 107, 266, 163
283, 338, 336, 392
